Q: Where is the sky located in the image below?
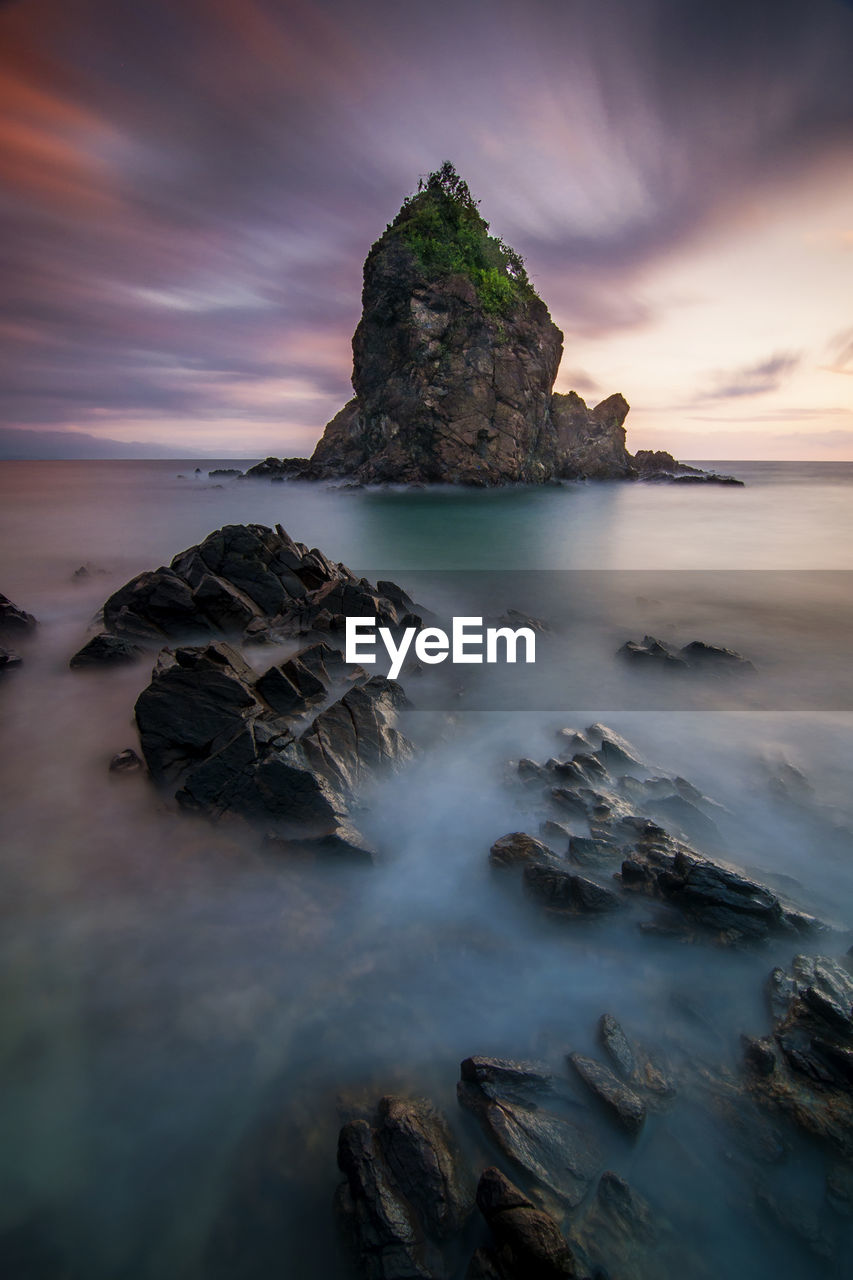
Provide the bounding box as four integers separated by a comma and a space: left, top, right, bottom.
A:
1, 0, 852, 461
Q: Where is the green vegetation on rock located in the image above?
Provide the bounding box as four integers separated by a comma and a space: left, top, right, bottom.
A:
388, 161, 534, 315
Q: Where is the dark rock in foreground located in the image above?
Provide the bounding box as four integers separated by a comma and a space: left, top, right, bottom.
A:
93, 523, 420, 648
134, 639, 412, 854
470, 1166, 579, 1279
457, 1057, 602, 1209
0, 592, 36, 634
568, 1054, 646, 1134
336, 1096, 474, 1280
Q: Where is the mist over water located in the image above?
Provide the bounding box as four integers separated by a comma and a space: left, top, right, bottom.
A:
1, 460, 852, 1278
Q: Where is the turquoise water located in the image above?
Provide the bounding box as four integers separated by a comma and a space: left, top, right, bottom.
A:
0, 461, 851, 1277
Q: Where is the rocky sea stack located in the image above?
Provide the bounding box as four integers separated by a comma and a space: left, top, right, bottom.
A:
250, 163, 738, 487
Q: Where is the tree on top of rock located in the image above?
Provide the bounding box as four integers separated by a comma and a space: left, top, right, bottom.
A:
387, 162, 533, 314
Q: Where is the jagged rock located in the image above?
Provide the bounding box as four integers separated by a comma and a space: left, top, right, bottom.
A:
336, 1096, 473, 1280
208, 468, 242, 477
69, 633, 142, 668
90, 523, 418, 647
523, 864, 624, 915
490, 832, 558, 869
746, 955, 853, 1153
618, 635, 753, 672
457, 1060, 601, 1208
133, 640, 412, 851
470, 1167, 579, 1279
0, 593, 36, 634
618, 635, 688, 668
680, 640, 754, 669
568, 1054, 646, 1134
632, 449, 743, 486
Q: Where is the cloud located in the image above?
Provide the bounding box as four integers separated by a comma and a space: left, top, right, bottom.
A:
0, 0, 852, 445
696, 352, 802, 402
823, 326, 853, 374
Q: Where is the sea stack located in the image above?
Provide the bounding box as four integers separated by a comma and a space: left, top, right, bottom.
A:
251, 163, 732, 486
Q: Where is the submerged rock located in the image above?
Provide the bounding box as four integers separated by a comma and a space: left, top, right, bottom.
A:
618, 635, 753, 671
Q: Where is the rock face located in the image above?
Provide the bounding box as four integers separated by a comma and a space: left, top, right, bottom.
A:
246, 165, 732, 486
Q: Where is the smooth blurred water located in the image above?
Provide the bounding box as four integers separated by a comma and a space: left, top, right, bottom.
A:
1, 460, 852, 1279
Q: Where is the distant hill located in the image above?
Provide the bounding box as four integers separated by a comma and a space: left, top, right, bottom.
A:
0, 427, 199, 460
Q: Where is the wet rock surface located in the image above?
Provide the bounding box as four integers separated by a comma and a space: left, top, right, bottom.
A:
336, 1096, 474, 1280
457, 1057, 602, 1209
470, 1167, 579, 1279
496, 722, 829, 946
745, 954, 853, 1153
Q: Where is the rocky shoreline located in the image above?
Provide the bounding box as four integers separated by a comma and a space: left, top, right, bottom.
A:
52, 519, 853, 1278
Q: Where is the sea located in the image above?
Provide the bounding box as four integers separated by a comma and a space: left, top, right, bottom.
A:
1, 459, 852, 1278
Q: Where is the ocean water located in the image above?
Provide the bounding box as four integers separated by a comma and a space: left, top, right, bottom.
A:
0, 459, 852, 1278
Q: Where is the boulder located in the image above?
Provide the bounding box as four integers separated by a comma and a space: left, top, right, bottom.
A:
457, 1059, 601, 1208
336, 1096, 474, 1280
70, 633, 142, 668
470, 1167, 579, 1279
745, 954, 853, 1153
567, 1054, 646, 1135
523, 864, 624, 915
490, 833, 558, 869
133, 640, 413, 852
90, 523, 419, 648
